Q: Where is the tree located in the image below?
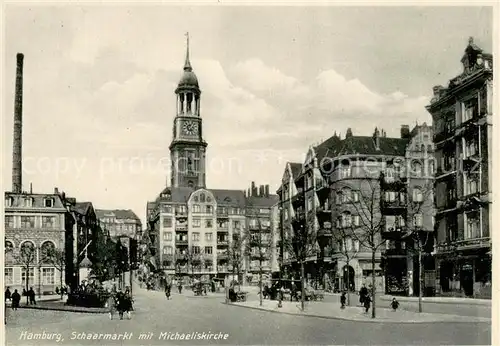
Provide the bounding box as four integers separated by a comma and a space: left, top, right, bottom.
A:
226, 231, 249, 291
283, 209, 317, 311
331, 217, 362, 306
17, 241, 36, 304
42, 245, 66, 301
402, 182, 434, 313
184, 246, 202, 279
339, 177, 384, 318
246, 203, 275, 307
115, 239, 129, 287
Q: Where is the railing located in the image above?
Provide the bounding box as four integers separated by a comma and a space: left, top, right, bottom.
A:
217, 239, 229, 245
176, 239, 188, 245
381, 200, 407, 209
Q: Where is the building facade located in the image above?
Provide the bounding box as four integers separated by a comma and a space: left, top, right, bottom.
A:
145, 38, 278, 284
4, 191, 67, 294
95, 209, 142, 240
426, 37, 492, 298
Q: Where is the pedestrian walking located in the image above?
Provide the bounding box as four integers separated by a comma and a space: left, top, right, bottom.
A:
11, 289, 21, 311
363, 294, 371, 313
340, 292, 347, 309
28, 287, 36, 305
107, 291, 117, 320
5, 287, 12, 302
359, 284, 368, 306
390, 297, 400, 311
178, 281, 183, 294
165, 282, 172, 300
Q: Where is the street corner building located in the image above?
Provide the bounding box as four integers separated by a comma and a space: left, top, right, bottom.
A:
425, 37, 493, 299
276, 123, 435, 296
143, 37, 280, 285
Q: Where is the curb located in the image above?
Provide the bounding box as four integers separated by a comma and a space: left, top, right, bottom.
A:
223, 302, 491, 324
379, 296, 491, 306
20, 305, 107, 314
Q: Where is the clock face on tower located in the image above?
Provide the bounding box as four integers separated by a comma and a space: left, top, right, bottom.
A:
182, 120, 198, 136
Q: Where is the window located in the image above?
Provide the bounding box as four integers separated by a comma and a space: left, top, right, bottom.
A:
200, 194, 206, 203
352, 215, 360, 227
205, 233, 213, 241
340, 164, 351, 179
261, 219, 271, 228
194, 196, 199, 202
164, 205, 173, 213
385, 165, 396, 182
193, 204, 201, 213
354, 240, 360, 252
42, 268, 55, 285
21, 268, 35, 286
204, 246, 213, 255
163, 246, 173, 255
5, 216, 14, 228
5, 268, 13, 285
192, 232, 200, 241
249, 218, 258, 228
233, 220, 241, 229
5, 197, 13, 207
465, 139, 478, 158
260, 208, 270, 214
341, 212, 352, 228
193, 246, 201, 254
163, 217, 172, 228
341, 189, 351, 203
352, 191, 359, 202
42, 216, 56, 229
192, 219, 201, 228
412, 188, 423, 202
336, 192, 342, 205
164, 232, 172, 241
24, 198, 34, 207
307, 197, 313, 211
342, 237, 353, 252
206, 205, 213, 214
384, 191, 396, 202
463, 97, 478, 123
465, 212, 480, 240
400, 192, 406, 203
205, 219, 213, 228
465, 173, 479, 196
385, 216, 404, 232
284, 209, 289, 221
412, 162, 423, 177
413, 214, 423, 227
20, 216, 35, 228
44, 198, 54, 207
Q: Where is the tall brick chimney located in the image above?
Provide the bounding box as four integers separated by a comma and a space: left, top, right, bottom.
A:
12, 53, 24, 193
265, 185, 269, 197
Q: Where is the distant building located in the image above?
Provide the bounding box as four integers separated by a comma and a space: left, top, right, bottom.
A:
426, 37, 492, 298
145, 38, 278, 284
95, 209, 142, 240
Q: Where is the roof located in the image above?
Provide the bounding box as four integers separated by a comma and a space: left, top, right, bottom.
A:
289, 162, 303, 179
335, 136, 408, 156
313, 134, 343, 161
96, 209, 141, 222
210, 189, 246, 207
246, 195, 279, 208
71, 202, 93, 216
4, 192, 66, 209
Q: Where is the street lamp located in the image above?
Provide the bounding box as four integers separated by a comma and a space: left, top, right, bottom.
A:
316, 222, 332, 290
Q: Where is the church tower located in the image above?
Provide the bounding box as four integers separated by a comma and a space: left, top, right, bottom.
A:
170, 34, 207, 189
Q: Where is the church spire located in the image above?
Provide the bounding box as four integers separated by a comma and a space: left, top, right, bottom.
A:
184, 32, 192, 71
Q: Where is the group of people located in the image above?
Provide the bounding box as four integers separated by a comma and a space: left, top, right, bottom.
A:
107, 287, 133, 320
5, 287, 36, 309
338, 284, 400, 312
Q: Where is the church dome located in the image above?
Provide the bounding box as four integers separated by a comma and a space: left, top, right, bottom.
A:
178, 69, 199, 89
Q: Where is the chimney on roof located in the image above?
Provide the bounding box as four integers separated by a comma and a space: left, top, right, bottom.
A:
373, 127, 380, 150
54, 187, 59, 195
259, 185, 264, 197
251, 181, 257, 197
30, 183, 32, 194
401, 125, 410, 139
265, 184, 270, 197
345, 128, 353, 139
12, 53, 24, 194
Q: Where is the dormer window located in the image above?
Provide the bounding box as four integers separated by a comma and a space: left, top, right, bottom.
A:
5, 197, 13, 207
44, 198, 54, 207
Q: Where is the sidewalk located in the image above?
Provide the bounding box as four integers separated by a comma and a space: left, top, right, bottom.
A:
379, 294, 491, 306
229, 299, 491, 324
16, 300, 108, 313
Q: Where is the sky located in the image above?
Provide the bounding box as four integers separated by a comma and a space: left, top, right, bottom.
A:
2, 5, 493, 226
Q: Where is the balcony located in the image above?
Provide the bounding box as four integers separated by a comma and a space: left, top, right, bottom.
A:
217, 227, 229, 233
383, 248, 407, 258
455, 237, 490, 251
217, 239, 229, 246
381, 200, 407, 213
217, 266, 228, 273
434, 130, 454, 144
175, 238, 188, 245
175, 224, 188, 231
382, 227, 406, 240
216, 253, 227, 260
203, 254, 214, 261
